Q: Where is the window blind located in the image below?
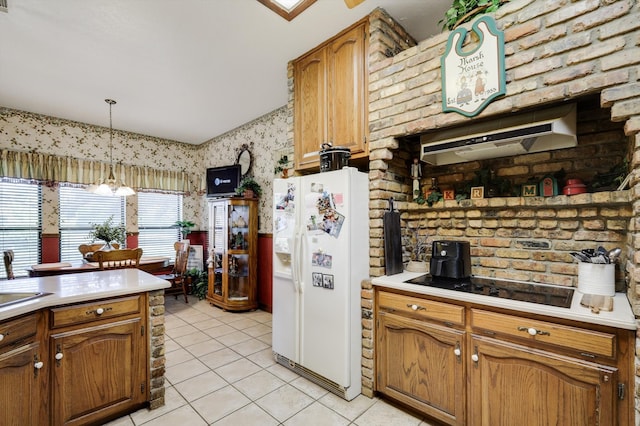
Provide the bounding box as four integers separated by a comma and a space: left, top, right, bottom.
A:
0, 180, 41, 279
59, 186, 125, 262
138, 192, 182, 259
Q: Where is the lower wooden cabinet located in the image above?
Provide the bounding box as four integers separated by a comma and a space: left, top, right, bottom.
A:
377, 311, 465, 425
0, 312, 47, 426
375, 288, 634, 426
0, 294, 149, 426
49, 295, 148, 425
469, 335, 617, 426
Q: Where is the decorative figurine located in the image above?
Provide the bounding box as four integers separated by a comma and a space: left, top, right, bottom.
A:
411, 158, 422, 200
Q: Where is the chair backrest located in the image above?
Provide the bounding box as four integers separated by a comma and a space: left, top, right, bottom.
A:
79, 243, 120, 258
174, 241, 190, 276
3, 250, 15, 280
93, 248, 143, 270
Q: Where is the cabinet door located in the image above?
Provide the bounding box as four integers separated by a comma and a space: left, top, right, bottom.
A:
0, 343, 46, 426
469, 336, 617, 426
327, 23, 366, 157
294, 47, 327, 170
208, 200, 226, 301
377, 312, 466, 425
50, 318, 146, 426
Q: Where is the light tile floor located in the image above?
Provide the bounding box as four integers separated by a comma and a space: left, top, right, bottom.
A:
106, 297, 438, 426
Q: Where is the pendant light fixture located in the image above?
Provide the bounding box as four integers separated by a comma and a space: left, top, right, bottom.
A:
87, 99, 135, 196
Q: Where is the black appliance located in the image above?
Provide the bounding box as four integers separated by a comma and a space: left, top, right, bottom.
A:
430, 240, 471, 279
206, 164, 240, 198
404, 275, 574, 308
319, 143, 350, 172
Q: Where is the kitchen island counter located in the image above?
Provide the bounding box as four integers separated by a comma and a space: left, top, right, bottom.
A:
0, 269, 171, 425
0, 268, 170, 321
372, 271, 637, 330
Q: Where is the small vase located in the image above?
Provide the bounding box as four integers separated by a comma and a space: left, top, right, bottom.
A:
243, 189, 255, 199
100, 241, 116, 251
406, 260, 428, 273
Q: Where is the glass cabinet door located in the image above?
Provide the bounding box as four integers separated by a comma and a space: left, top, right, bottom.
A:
207, 197, 257, 311
209, 201, 226, 297
227, 204, 250, 301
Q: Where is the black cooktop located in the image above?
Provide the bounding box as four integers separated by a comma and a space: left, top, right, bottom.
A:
404, 275, 574, 308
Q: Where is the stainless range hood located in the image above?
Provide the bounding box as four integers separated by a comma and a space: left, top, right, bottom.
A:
420, 103, 577, 166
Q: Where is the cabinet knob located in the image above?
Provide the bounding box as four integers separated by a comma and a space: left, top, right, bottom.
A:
454, 348, 461, 357
0, 333, 4, 342
517, 326, 550, 336
471, 354, 479, 362
55, 352, 63, 361
34, 361, 44, 369
96, 308, 104, 315
407, 304, 425, 311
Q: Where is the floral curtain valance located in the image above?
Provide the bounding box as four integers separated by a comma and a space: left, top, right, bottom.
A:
0, 149, 200, 193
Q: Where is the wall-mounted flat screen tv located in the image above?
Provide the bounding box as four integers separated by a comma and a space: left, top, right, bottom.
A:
206, 164, 240, 198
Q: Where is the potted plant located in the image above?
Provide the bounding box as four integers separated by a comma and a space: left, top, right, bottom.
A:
186, 268, 208, 300
274, 155, 290, 178
89, 216, 126, 250
174, 220, 195, 238
440, 0, 506, 31
403, 225, 429, 272
236, 176, 263, 199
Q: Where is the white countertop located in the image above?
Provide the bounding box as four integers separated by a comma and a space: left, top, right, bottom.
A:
0, 269, 171, 321
372, 271, 637, 330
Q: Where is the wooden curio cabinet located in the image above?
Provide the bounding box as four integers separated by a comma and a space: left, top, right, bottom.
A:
293, 19, 368, 171
207, 198, 258, 311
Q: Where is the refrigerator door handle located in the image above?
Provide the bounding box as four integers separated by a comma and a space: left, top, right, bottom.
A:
292, 230, 302, 293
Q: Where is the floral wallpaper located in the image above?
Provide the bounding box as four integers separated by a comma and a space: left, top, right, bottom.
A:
0, 105, 291, 235
200, 106, 289, 234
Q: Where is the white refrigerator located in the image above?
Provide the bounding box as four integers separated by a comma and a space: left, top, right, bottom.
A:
272, 167, 369, 401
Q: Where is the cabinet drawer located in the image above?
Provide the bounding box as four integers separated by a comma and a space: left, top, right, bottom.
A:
470, 309, 616, 358
377, 291, 465, 326
50, 295, 142, 329
0, 313, 37, 352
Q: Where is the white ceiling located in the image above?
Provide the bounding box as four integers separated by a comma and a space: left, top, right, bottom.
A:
0, 0, 451, 144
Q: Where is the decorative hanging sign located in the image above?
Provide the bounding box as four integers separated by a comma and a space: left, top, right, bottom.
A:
441, 16, 506, 117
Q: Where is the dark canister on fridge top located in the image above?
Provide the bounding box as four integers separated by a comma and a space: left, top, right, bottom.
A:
319, 143, 350, 172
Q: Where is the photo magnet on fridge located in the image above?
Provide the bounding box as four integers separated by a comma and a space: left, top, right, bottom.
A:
311, 251, 332, 269
321, 209, 345, 238
275, 184, 296, 211
322, 274, 334, 289
312, 272, 323, 287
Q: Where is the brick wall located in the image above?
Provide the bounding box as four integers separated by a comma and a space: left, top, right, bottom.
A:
148, 290, 166, 409
362, 0, 640, 408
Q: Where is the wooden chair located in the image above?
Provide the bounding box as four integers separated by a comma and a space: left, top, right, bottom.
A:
3, 250, 14, 280
157, 241, 190, 303
93, 248, 143, 270
79, 243, 119, 260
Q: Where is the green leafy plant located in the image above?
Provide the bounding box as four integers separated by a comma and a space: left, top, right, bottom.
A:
236, 176, 263, 198
89, 216, 126, 244
186, 268, 208, 300
174, 220, 195, 237
440, 0, 505, 31
274, 155, 289, 175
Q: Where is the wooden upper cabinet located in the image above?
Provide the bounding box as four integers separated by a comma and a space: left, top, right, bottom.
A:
327, 23, 366, 158
294, 48, 327, 170
294, 20, 368, 171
